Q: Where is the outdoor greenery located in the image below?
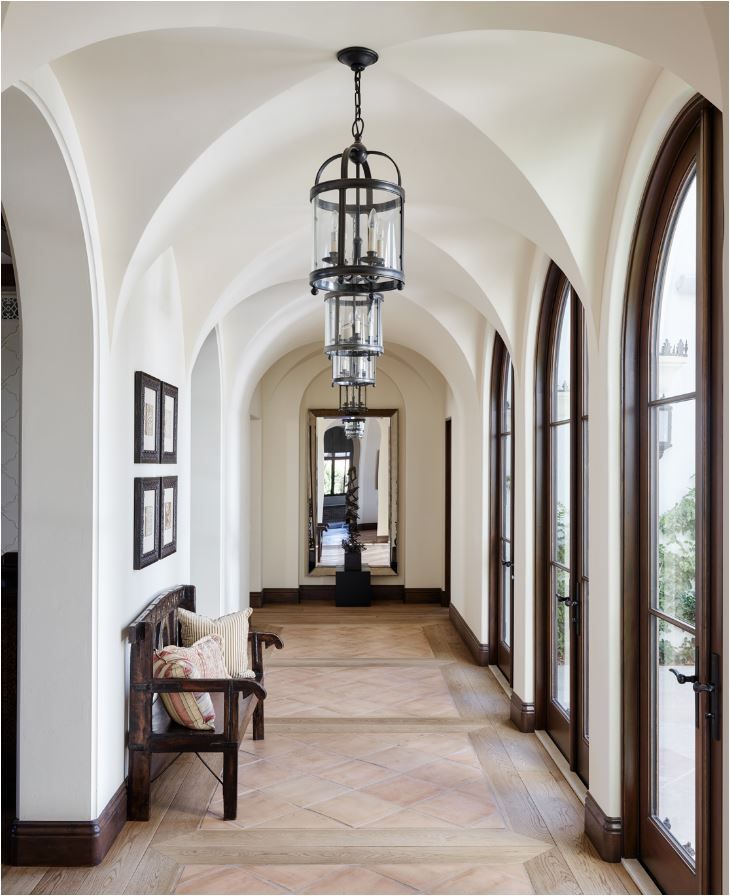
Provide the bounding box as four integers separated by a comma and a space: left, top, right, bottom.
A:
657, 485, 696, 665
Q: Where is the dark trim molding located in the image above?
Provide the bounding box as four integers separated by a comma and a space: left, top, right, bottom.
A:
404, 588, 443, 604
509, 692, 536, 733
584, 792, 623, 863
258, 586, 445, 606
262, 588, 300, 604
10, 780, 127, 867
448, 604, 489, 666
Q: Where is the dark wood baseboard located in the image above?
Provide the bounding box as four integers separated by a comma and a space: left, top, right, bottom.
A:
509, 692, 536, 732
371, 585, 405, 600
584, 792, 623, 863
298, 585, 335, 601
261, 588, 300, 604
404, 588, 444, 604
10, 780, 127, 867
259, 585, 445, 606
448, 605, 489, 665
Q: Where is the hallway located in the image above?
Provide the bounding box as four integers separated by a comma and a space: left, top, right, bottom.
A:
4, 604, 639, 895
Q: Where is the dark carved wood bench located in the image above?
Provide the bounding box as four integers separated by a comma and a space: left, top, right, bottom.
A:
126, 585, 282, 821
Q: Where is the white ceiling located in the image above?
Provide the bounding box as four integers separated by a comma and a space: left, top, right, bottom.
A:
2, 1, 724, 383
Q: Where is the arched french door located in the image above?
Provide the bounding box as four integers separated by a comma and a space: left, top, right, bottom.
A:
489, 334, 514, 683
623, 96, 723, 895
536, 265, 589, 784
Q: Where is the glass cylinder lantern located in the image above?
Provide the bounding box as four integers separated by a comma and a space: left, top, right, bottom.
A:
331, 352, 376, 386
343, 417, 366, 439
324, 291, 383, 357
310, 47, 404, 296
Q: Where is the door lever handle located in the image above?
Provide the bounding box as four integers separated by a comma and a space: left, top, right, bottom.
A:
668, 668, 697, 685
556, 594, 576, 607
501, 560, 513, 568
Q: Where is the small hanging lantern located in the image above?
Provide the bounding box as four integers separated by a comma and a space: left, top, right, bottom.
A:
324, 291, 383, 357
310, 47, 404, 297
343, 417, 366, 439
339, 384, 368, 439
331, 352, 376, 387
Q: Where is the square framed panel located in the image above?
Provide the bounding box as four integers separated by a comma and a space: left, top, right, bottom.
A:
134, 372, 161, 463
160, 382, 178, 463
134, 477, 161, 569
160, 476, 178, 559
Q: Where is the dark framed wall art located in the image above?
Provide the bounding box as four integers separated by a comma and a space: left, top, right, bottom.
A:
134, 372, 161, 463
160, 476, 178, 559
160, 382, 178, 463
133, 477, 161, 569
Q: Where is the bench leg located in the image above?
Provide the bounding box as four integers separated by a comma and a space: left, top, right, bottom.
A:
223, 748, 238, 819
127, 750, 151, 821
253, 698, 264, 741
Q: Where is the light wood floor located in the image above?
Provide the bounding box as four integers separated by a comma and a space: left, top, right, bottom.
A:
3, 603, 639, 895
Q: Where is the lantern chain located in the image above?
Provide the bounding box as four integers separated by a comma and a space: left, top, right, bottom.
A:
352, 68, 364, 142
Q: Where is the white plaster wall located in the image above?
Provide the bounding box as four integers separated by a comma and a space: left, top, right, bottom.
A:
2, 317, 21, 553
2, 87, 97, 820
190, 329, 222, 616
249, 383, 263, 597
95, 249, 190, 813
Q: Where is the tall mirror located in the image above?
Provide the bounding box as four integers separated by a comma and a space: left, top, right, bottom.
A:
307, 409, 398, 575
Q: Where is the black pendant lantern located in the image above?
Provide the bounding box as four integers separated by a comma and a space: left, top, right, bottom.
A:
339, 384, 368, 440
310, 47, 405, 297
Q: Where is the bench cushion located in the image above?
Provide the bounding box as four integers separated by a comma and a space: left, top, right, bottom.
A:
178, 607, 255, 678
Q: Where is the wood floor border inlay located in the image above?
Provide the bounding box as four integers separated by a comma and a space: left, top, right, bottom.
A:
154, 828, 552, 866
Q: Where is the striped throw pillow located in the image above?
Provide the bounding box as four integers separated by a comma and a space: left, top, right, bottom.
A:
153, 637, 223, 730
178, 607, 255, 678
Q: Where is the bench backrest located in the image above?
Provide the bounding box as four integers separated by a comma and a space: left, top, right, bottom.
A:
127, 585, 196, 684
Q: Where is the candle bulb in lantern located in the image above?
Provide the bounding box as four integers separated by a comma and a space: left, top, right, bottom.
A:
367, 208, 376, 253
330, 212, 338, 255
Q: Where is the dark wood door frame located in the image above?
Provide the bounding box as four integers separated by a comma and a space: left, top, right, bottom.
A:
622, 94, 723, 894
534, 262, 589, 783
489, 334, 514, 682
443, 418, 451, 607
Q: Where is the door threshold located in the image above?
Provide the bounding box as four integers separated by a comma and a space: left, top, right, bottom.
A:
534, 729, 587, 804
620, 859, 661, 895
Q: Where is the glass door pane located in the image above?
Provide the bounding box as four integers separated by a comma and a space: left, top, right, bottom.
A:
652, 617, 696, 860
552, 565, 571, 712
501, 539, 512, 646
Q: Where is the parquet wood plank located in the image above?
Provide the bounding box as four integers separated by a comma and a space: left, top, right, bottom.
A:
155, 827, 551, 866
1, 865, 48, 894
123, 754, 222, 895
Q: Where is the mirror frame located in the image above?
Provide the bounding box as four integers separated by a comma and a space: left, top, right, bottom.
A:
307, 408, 399, 576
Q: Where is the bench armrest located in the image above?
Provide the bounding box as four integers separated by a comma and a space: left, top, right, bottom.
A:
146, 677, 266, 740
150, 678, 266, 700
248, 631, 284, 674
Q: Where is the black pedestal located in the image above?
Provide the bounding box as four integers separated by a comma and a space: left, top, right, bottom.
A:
335, 565, 372, 607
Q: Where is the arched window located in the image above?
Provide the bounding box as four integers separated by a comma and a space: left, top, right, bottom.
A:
623, 96, 723, 894
489, 334, 514, 683
535, 264, 589, 783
